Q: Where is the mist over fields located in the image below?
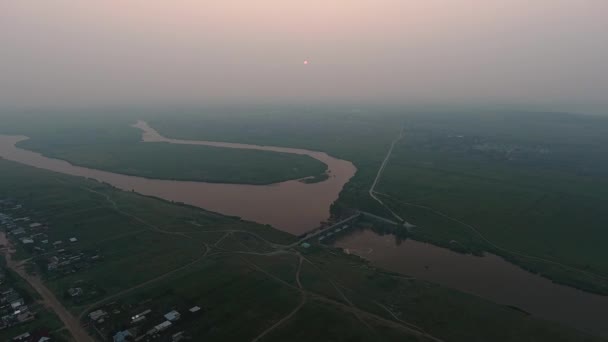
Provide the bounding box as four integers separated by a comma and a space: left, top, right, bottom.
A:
1, 0, 607, 113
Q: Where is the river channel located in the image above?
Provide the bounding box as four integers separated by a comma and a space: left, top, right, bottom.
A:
334, 229, 608, 337
0, 121, 356, 234
0, 123, 606, 337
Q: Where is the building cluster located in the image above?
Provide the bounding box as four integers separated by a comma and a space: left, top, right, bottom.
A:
0, 199, 103, 281
43, 248, 102, 277
0, 198, 101, 340
0, 275, 35, 331
88, 301, 202, 341
10, 331, 52, 342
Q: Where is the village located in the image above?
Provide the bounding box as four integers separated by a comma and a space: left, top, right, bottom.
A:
1, 197, 205, 341
87, 300, 201, 341
0, 268, 42, 338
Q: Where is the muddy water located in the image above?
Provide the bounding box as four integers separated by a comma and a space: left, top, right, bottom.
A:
334, 229, 608, 337
0, 122, 356, 234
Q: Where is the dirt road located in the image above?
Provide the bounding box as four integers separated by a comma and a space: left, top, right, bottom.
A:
0, 232, 94, 342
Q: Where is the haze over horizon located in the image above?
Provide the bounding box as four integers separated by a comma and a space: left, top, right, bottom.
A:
1, 1, 607, 112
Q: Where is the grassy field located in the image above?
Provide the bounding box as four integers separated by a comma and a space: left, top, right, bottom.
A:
0, 112, 328, 185
373, 113, 608, 294
141, 108, 608, 294
0, 159, 603, 341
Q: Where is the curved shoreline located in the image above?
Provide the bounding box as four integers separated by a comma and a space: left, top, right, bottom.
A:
0, 124, 357, 234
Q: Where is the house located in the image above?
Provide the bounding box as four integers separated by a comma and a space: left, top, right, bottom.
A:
155, 320, 172, 332
11, 332, 30, 341
131, 309, 151, 321
113, 330, 133, 342
131, 315, 146, 324
11, 299, 25, 309
68, 288, 83, 297
164, 310, 180, 322
20, 238, 34, 244
11, 228, 26, 235
172, 331, 186, 342
69, 237, 78, 243
88, 309, 108, 322
188, 306, 201, 313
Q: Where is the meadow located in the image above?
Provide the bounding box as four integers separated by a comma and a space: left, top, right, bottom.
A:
145, 108, 608, 294
2, 108, 607, 294
0, 112, 327, 185
0, 159, 602, 341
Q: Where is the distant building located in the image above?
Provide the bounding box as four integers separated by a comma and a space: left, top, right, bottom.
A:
69, 237, 78, 243
164, 310, 181, 322
12, 332, 30, 341
89, 309, 108, 322
68, 288, 83, 297
155, 320, 172, 332
113, 330, 133, 342
11, 228, 26, 235
189, 306, 201, 313
132, 309, 151, 321
11, 299, 25, 309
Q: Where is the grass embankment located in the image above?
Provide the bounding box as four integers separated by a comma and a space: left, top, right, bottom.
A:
1, 113, 328, 185
0, 159, 604, 341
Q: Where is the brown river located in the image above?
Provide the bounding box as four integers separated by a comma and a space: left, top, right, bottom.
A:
0, 121, 356, 235
334, 229, 608, 338
0, 122, 607, 337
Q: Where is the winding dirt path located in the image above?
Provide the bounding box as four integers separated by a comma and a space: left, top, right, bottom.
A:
251, 256, 307, 342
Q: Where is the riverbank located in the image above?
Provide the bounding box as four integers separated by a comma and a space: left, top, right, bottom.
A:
334, 228, 608, 338
0, 130, 356, 234
0, 159, 603, 341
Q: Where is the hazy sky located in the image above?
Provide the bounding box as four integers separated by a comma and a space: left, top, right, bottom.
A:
1, 1, 607, 110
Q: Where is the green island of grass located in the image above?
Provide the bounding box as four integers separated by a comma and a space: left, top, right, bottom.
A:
1, 113, 328, 185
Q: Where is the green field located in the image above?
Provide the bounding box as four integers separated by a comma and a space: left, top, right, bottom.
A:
372, 113, 608, 294
0, 159, 602, 341
0, 113, 328, 185
139, 108, 608, 294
